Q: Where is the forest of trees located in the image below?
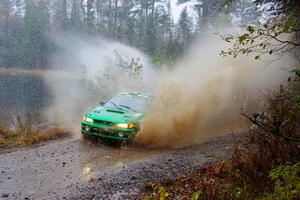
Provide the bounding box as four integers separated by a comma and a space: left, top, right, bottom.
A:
0, 0, 258, 68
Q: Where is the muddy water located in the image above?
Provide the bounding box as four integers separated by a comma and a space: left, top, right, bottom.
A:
0, 133, 241, 199
78, 140, 162, 182
0, 138, 162, 199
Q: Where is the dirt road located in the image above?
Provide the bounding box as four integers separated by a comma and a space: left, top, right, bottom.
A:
0, 134, 240, 199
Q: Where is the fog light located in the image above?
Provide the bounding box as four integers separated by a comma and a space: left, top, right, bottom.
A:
85, 126, 90, 131
118, 132, 124, 137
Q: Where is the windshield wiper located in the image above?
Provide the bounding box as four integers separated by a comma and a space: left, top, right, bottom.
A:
119, 104, 137, 112
110, 101, 123, 110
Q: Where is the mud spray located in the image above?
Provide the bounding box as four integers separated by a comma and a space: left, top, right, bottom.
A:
44, 32, 292, 146
135, 33, 293, 148
44, 33, 156, 138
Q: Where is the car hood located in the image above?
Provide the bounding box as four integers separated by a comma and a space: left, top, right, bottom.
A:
86, 106, 144, 123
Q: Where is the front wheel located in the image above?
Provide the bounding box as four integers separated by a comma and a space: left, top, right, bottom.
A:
112, 139, 122, 147
101, 138, 122, 147
82, 132, 92, 140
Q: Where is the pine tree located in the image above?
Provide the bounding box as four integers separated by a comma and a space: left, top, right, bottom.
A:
0, 0, 12, 67
54, 0, 68, 31
177, 7, 193, 49
229, 0, 260, 26
23, 0, 49, 68
70, 0, 81, 31
86, 0, 96, 32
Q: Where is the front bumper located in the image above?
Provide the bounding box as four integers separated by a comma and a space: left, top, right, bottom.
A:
81, 122, 136, 141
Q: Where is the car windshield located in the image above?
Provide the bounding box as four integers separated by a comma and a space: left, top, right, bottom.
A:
104, 95, 148, 112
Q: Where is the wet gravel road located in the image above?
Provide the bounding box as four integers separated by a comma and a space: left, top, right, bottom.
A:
0, 134, 240, 199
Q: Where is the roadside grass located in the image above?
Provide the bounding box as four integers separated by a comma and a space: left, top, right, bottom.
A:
138, 77, 300, 200
0, 119, 71, 149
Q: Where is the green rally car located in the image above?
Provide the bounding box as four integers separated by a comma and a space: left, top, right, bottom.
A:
81, 92, 151, 143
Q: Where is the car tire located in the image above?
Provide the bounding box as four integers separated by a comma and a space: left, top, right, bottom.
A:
82, 133, 90, 140
82, 133, 96, 142
99, 138, 119, 147
109, 139, 122, 147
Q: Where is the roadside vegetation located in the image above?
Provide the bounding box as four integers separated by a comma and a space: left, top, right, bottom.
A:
138, 72, 300, 199
0, 116, 71, 149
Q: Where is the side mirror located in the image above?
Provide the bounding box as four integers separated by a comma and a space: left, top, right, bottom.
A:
100, 101, 105, 106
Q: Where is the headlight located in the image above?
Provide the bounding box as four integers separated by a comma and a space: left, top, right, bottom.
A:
115, 123, 136, 129
83, 116, 94, 123
115, 123, 129, 128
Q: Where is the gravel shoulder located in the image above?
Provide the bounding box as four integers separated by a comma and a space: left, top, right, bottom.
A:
0, 133, 244, 200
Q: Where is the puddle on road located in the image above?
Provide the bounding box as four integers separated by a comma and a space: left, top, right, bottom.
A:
78, 140, 163, 183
